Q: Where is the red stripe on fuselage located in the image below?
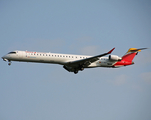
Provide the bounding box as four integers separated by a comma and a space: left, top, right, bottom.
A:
113, 61, 133, 66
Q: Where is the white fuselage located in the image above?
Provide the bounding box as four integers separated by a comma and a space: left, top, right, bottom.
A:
2, 50, 117, 68
2, 48, 145, 74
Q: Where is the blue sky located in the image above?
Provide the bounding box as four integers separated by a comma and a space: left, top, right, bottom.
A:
0, 1, 151, 120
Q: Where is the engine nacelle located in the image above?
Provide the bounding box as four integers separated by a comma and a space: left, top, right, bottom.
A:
109, 55, 122, 61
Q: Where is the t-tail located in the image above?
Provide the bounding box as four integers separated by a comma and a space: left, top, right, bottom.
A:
113, 48, 147, 67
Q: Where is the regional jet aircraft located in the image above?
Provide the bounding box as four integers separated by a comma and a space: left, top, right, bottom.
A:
2, 48, 147, 74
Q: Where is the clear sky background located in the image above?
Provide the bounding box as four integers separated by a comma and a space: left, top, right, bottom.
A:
0, 0, 151, 120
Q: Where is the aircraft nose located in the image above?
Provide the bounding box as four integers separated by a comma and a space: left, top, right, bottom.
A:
2, 55, 8, 61
2, 56, 5, 61
2, 55, 5, 59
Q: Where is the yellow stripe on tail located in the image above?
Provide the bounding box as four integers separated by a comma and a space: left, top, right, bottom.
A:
127, 48, 142, 54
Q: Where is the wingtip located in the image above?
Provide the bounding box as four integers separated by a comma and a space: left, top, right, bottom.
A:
108, 47, 115, 54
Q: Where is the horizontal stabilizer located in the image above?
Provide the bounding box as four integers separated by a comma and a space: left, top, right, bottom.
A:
126, 48, 148, 54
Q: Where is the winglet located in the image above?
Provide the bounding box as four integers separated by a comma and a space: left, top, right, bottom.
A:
108, 47, 115, 54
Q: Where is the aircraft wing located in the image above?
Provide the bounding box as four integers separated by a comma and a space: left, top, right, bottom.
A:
65, 47, 115, 68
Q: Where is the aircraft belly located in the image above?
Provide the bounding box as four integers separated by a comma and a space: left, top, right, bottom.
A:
96, 61, 117, 67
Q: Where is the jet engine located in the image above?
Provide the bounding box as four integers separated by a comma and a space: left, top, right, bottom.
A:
109, 55, 122, 61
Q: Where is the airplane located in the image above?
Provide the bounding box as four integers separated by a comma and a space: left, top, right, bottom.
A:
2, 47, 147, 74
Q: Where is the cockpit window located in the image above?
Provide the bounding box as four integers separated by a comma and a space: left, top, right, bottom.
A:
8, 52, 16, 54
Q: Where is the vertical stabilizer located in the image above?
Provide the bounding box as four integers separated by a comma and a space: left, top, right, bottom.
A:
122, 52, 137, 62
122, 48, 147, 62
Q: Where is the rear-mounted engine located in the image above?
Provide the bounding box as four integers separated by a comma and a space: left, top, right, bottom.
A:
109, 55, 122, 61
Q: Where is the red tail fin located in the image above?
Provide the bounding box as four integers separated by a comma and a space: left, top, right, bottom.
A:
122, 48, 145, 62
114, 48, 147, 67
122, 53, 137, 62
